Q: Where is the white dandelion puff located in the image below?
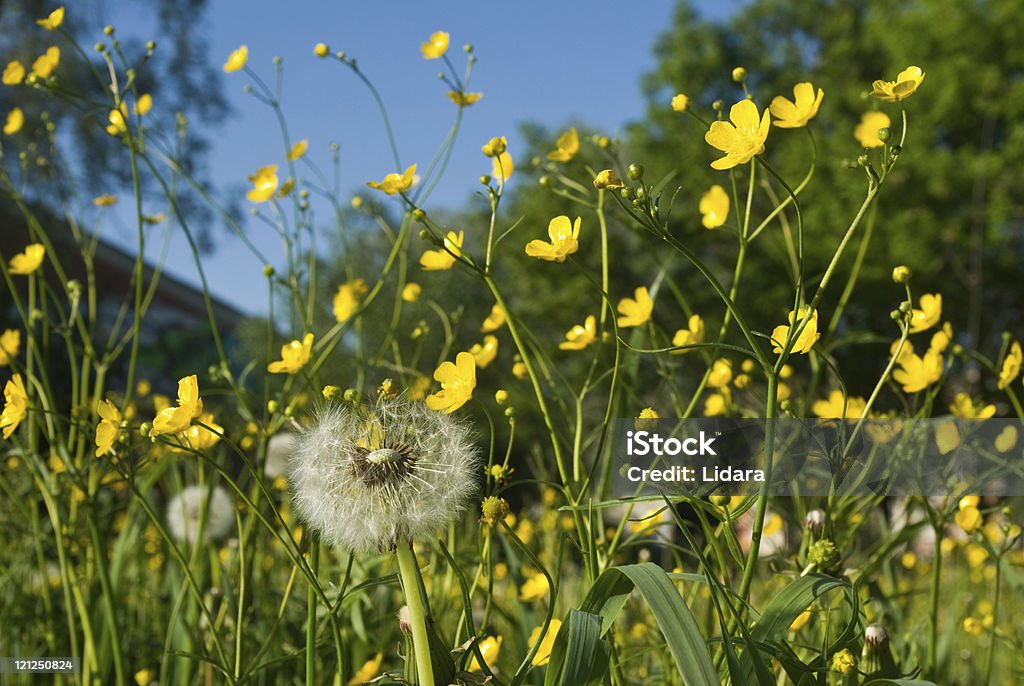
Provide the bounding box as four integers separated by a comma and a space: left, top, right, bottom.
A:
166, 485, 235, 544
290, 397, 478, 552
264, 431, 296, 479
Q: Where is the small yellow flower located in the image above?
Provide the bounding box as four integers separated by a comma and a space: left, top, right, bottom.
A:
150, 375, 203, 436
512, 361, 527, 379
419, 230, 463, 271
955, 505, 982, 534
546, 127, 579, 162
560, 315, 597, 351
494, 389, 509, 405
246, 165, 278, 203
94, 399, 122, 457
420, 31, 449, 59
481, 304, 505, 332
998, 341, 1021, 390
366, 163, 416, 195
93, 194, 118, 207
332, 278, 368, 323
527, 619, 561, 666
929, 322, 953, 354
1, 374, 28, 439
2, 61, 25, 85
789, 610, 811, 632
616, 287, 653, 328
313, 43, 329, 58
909, 293, 942, 333
707, 359, 733, 388
636, 407, 659, 431
671, 93, 689, 112
447, 91, 483, 106
346, 653, 382, 686
267, 333, 314, 374
0, 329, 21, 366
770, 307, 821, 355
134, 668, 154, 686
855, 111, 891, 148
830, 648, 856, 675
525, 215, 581, 262
469, 335, 499, 369
769, 82, 824, 129
468, 635, 502, 672
4, 107, 24, 135
185, 412, 222, 450
481, 136, 507, 157
949, 393, 995, 419
699, 185, 729, 229
893, 350, 943, 393
36, 7, 65, 31
519, 572, 549, 602
134, 93, 153, 116
705, 99, 771, 170
592, 168, 625, 190
426, 351, 476, 413
812, 390, 867, 419
287, 139, 308, 161
492, 150, 514, 183
871, 66, 925, 102
935, 420, 960, 455
30, 46, 60, 78
223, 45, 248, 73
402, 283, 422, 303
671, 314, 705, 354
9, 243, 45, 275
105, 103, 128, 136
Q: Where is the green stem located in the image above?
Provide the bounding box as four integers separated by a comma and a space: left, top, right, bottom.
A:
396, 542, 435, 686
983, 554, 1001, 684
305, 538, 319, 686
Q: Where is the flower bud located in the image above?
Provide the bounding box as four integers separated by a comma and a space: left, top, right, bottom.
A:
864, 624, 889, 649
322, 385, 341, 399
262, 264, 275, 278
807, 539, 841, 573
343, 388, 358, 402
139, 422, 152, 438
481, 136, 506, 157
95, 42, 106, 53
891, 265, 912, 283
712, 99, 724, 112
480, 175, 491, 185
104, 25, 115, 36
267, 400, 279, 414
313, 43, 329, 58
464, 43, 474, 53
593, 169, 624, 190
671, 93, 689, 112
597, 135, 610, 148
480, 496, 510, 526
378, 378, 399, 400
412, 208, 426, 222
804, 509, 825, 534
877, 127, 891, 143
731, 67, 747, 82
627, 163, 645, 180
709, 494, 731, 507
898, 300, 912, 315
494, 389, 509, 405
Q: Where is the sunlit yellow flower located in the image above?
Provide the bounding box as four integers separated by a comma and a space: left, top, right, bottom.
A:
671, 93, 689, 112
481, 136, 506, 157
94, 399, 121, 457
893, 350, 943, 393
223, 45, 248, 73
616, 286, 653, 328
346, 653, 382, 686
246, 165, 279, 203
4, 107, 23, 135
636, 408, 660, 431
705, 99, 770, 170
949, 393, 995, 419
469, 335, 499, 369
512, 361, 527, 379
332, 278, 368, 323
419, 230, 463, 270
421, 31, 449, 59
699, 185, 729, 229
93, 194, 118, 207
871, 66, 925, 102
30, 46, 60, 79
492, 151, 514, 183
909, 293, 941, 333
519, 572, 549, 602
671, 314, 705, 354
830, 649, 856, 675
134, 668, 154, 685
150, 375, 203, 437
481, 304, 505, 332
812, 390, 867, 419
527, 619, 561, 666
771, 307, 820, 355
287, 139, 308, 161
366, 163, 416, 195
955, 505, 982, 534
928, 322, 953, 354
592, 168, 625, 190
267, 333, 314, 374
447, 90, 483, 106
493, 390, 509, 406
707, 358, 733, 388
769, 82, 824, 129
468, 635, 502, 672
426, 351, 476, 413
10, 243, 45, 275
104, 103, 129, 136
402, 283, 421, 303
998, 341, 1021, 390
1, 374, 28, 439
0, 330, 20, 366
2, 61, 25, 85
854, 111, 891, 148
36, 7, 65, 30
546, 127, 579, 162
559, 315, 597, 351
313, 43, 329, 58
131, 93, 152, 116
185, 412, 222, 450
525, 215, 581, 262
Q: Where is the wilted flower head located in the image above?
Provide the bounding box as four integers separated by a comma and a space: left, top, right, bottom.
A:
166, 485, 235, 544
290, 396, 478, 551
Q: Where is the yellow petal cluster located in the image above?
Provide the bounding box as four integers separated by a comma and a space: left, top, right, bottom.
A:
909, 293, 941, 333
769, 82, 824, 129
616, 287, 653, 328
3, 61, 25, 85
420, 31, 449, 59
771, 307, 820, 355
469, 335, 498, 369
1, 374, 28, 439
223, 45, 248, 73
4, 107, 23, 135
699, 185, 729, 229
150, 375, 204, 436
246, 165, 279, 203
36, 7, 65, 31
527, 619, 561, 666
95, 399, 122, 457
10, 243, 45, 275
811, 390, 867, 419
447, 91, 482, 106
481, 304, 505, 332
425, 351, 476, 413
854, 111, 891, 148
0, 329, 20, 366
366, 164, 416, 195
419, 230, 463, 271
332, 278, 368, 323
560, 315, 597, 351
671, 315, 705, 354
998, 341, 1021, 390
705, 99, 770, 170
287, 139, 308, 161
525, 215, 581, 262
893, 350, 943, 393
31, 46, 60, 79
871, 66, 925, 102
546, 128, 579, 162
267, 333, 314, 374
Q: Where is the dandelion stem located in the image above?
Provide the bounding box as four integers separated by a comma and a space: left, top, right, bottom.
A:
396, 542, 435, 686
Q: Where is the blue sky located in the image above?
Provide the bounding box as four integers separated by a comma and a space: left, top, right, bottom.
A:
107, 0, 742, 315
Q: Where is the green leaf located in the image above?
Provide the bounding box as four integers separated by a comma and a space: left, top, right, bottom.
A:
544, 609, 605, 686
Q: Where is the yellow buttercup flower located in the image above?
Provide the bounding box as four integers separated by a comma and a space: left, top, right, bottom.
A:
527, 619, 562, 666
287, 139, 308, 161
0, 329, 21, 366
366, 163, 416, 195
419, 231, 463, 271
1, 374, 28, 439
771, 307, 821, 355
267, 333, 314, 374
106, 103, 128, 136
426, 351, 476, 413
10, 243, 45, 275
447, 90, 483, 106
481, 304, 505, 332
871, 66, 925, 102
512, 361, 527, 379
481, 136, 506, 157
36, 7, 65, 30
909, 293, 942, 333
949, 393, 995, 419
955, 505, 982, 534
185, 412, 222, 450
420, 31, 449, 59
893, 350, 943, 393
704, 394, 727, 416
699, 185, 729, 229
998, 341, 1021, 390
4, 107, 24, 135
671, 314, 705, 354
812, 390, 867, 419
707, 358, 733, 388
402, 282, 422, 303
616, 287, 653, 328
30, 46, 60, 78
928, 321, 953, 354
468, 635, 502, 672
704, 99, 770, 170
332, 278, 368, 323
560, 315, 597, 351
519, 571, 549, 602
94, 399, 121, 457
134, 94, 153, 115
246, 165, 279, 203
769, 82, 824, 129
346, 653, 382, 686
525, 215, 581, 262
854, 111, 891, 148
223, 45, 248, 73
469, 335, 499, 369
546, 127, 579, 162
636, 407, 660, 431
150, 375, 203, 437
3, 61, 25, 85
492, 151, 514, 183
831, 649, 856, 675
593, 169, 625, 190
313, 43, 329, 58
671, 93, 689, 112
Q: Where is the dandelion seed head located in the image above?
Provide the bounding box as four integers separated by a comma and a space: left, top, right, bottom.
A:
165, 485, 235, 544
264, 431, 296, 479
